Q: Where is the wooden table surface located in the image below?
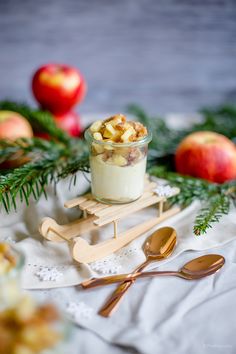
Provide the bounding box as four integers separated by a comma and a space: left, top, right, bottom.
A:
0, 0, 236, 116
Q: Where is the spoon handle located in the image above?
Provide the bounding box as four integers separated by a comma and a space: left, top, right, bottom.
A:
81, 270, 178, 289
98, 260, 150, 317
81, 273, 137, 289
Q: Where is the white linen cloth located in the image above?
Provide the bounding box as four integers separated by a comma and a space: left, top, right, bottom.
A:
1, 174, 236, 353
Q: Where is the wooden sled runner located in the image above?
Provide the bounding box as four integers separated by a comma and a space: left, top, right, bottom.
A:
39, 178, 180, 264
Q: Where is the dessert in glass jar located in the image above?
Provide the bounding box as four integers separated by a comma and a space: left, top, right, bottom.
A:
0, 295, 72, 354
0, 243, 25, 310
85, 114, 152, 204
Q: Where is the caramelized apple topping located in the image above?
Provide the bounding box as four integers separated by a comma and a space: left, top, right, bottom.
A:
89, 114, 147, 143
89, 114, 148, 166
0, 296, 62, 354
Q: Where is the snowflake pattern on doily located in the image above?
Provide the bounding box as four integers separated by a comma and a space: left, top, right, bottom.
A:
153, 185, 176, 197
35, 266, 63, 282
90, 243, 139, 275
66, 301, 94, 321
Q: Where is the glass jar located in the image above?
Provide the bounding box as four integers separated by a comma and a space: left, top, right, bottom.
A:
85, 129, 152, 204
0, 245, 25, 310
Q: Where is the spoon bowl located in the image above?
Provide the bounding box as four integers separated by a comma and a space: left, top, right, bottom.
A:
179, 254, 225, 279
143, 226, 177, 261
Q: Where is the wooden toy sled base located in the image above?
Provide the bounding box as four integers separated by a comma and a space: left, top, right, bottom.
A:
39, 206, 180, 263
39, 178, 180, 264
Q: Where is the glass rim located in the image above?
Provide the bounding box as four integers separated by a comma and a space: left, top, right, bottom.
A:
84, 128, 152, 148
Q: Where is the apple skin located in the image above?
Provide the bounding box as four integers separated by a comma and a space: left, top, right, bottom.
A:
175, 131, 236, 183
32, 64, 87, 114
0, 110, 33, 140
53, 111, 81, 137
0, 111, 33, 168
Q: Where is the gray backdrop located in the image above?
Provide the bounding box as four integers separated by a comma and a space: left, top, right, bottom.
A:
0, 0, 236, 115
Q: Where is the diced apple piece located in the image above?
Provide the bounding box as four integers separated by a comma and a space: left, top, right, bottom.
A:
90, 120, 103, 133
112, 154, 127, 166
110, 114, 126, 127
93, 132, 103, 141
128, 121, 147, 138
121, 127, 135, 142
103, 123, 117, 138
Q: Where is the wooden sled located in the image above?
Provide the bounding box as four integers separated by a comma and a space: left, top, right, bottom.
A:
39, 178, 180, 264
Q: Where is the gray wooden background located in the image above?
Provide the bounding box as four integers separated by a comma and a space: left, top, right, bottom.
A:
0, 0, 236, 116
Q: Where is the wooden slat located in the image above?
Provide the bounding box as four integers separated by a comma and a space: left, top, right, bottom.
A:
94, 191, 153, 218
87, 203, 110, 214
80, 200, 98, 211
64, 194, 90, 208
94, 194, 163, 226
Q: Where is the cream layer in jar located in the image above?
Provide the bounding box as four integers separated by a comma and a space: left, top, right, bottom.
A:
90, 154, 147, 203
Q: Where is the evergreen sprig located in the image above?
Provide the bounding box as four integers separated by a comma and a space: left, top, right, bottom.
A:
0, 100, 236, 236
128, 104, 185, 159
149, 166, 236, 235
193, 195, 230, 236
0, 139, 89, 212
128, 103, 236, 160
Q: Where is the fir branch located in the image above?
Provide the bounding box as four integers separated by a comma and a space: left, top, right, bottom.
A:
0, 139, 89, 212
127, 105, 184, 159
0, 138, 64, 164
193, 195, 230, 235
128, 103, 236, 163
198, 105, 236, 141
149, 165, 218, 206
149, 166, 236, 235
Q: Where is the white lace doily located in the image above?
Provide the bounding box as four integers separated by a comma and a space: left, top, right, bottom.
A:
89, 243, 139, 275
35, 266, 64, 282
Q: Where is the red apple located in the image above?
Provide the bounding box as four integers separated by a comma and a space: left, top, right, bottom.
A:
0, 111, 33, 168
175, 131, 236, 183
53, 111, 81, 137
0, 110, 33, 140
32, 64, 87, 114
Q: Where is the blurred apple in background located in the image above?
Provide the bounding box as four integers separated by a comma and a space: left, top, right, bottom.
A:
32, 64, 87, 114
0, 111, 33, 140
32, 63, 87, 137
53, 111, 81, 137
175, 131, 236, 183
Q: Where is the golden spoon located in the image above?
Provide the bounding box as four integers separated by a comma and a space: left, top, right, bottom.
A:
82, 254, 225, 289
98, 226, 177, 317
